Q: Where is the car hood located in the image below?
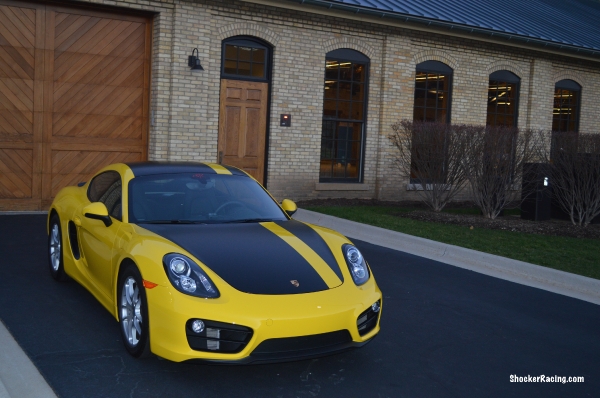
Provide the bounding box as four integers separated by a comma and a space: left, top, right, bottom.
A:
140, 220, 344, 295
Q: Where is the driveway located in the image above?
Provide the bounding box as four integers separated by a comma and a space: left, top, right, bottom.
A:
0, 215, 598, 397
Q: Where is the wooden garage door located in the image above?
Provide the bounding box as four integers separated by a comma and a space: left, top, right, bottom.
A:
0, 1, 151, 210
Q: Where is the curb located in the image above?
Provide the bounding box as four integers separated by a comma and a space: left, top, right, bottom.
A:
293, 209, 600, 306
0, 321, 57, 398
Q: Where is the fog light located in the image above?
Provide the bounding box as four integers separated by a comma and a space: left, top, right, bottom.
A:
371, 301, 380, 313
191, 319, 205, 333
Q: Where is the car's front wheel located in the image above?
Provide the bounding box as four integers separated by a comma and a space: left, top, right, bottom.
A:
48, 214, 67, 281
118, 263, 151, 358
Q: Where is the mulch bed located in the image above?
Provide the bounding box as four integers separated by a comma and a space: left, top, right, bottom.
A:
296, 199, 600, 240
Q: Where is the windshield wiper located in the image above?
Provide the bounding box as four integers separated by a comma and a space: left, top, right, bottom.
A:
137, 220, 206, 224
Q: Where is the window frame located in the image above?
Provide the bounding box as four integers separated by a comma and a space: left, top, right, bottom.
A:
487, 70, 520, 128
413, 60, 453, 124
553, 79, 581, 133
220, 37, 271, 83
319, 49, 370, 183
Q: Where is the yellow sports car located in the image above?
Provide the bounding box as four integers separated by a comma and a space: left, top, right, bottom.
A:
47, 162, 382, 363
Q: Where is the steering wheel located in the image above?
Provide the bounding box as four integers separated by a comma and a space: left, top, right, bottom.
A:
214, 201, 245, 215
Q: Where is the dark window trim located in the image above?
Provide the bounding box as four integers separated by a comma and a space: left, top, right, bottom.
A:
414, 61, 453, 125
320, 49, 370, 183
487, 70, 521, 128
221, 36, 271, 83
553, 79, 582, 133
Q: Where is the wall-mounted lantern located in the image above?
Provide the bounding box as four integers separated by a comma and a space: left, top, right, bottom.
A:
188, 48, 204, 70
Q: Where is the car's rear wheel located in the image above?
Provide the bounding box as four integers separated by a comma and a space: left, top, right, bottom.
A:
118, 263, 151, 358
48, 214, 67, 281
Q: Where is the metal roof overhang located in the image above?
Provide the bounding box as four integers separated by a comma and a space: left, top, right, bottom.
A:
242, 0, 600, 62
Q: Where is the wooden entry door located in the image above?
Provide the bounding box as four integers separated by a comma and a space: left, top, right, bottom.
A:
218, 79, 268, 184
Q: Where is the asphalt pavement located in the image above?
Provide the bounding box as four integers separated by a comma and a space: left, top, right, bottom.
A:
0, 211, 599, 397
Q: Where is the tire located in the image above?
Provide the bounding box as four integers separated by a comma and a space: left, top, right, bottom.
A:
48, 214, 68, 281
118, 263, 151, 358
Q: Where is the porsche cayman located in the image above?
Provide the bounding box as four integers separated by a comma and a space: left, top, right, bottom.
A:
47, 162, 382, 363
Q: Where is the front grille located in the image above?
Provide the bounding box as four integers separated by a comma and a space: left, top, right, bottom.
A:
186, 319, 253, 353
251, 330, 352, 360
357, 300, 380, 336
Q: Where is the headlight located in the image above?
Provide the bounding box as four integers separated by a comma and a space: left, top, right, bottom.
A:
163, 253, 220, 298
342, 244, 370, 286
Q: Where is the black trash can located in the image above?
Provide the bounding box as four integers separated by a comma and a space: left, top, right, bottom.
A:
521, 163, 552, 221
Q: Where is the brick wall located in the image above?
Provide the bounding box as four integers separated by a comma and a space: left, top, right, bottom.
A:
70, 0, 600, 202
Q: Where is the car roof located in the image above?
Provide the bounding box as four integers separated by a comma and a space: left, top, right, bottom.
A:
125, 161, 247, 177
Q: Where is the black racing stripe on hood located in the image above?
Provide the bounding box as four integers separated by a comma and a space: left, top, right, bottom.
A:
140, 223, 329, 295
273, 220, 343, 281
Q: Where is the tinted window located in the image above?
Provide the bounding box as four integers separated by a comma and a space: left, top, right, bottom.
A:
128, 173, 287, 224
87, 171, 122, 221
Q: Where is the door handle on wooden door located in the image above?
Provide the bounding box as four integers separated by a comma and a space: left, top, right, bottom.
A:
218, 151, 223, 164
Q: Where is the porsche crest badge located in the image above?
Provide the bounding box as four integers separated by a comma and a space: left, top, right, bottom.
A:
290, 280, 299, 287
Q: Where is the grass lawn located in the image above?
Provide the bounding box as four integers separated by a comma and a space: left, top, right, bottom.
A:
304, 205, 600, 280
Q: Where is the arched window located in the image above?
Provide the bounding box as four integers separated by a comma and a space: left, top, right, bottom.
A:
221, 37, 270, 81
320, 49, 369, 182
553, 79, 581, 132
413, 61, 452, 123
487, 70, 520, 127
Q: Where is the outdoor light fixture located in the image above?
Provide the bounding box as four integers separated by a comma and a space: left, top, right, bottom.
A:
188, 48, 204, 70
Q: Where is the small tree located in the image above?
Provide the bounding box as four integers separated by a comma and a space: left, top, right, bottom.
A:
388, 120, 471, 212
462, 126, 539, 219
546, 131, 600, 227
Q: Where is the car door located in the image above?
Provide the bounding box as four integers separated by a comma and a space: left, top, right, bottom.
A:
79, 171, 123, 302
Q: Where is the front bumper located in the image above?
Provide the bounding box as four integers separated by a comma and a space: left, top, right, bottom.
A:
146, 283, 382, 363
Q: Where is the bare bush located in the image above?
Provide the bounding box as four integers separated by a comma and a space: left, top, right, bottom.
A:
544, 131, 600, 227
388, 120, 471, 212
462, 126, 540, 219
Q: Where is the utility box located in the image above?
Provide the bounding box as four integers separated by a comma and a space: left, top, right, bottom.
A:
521, 163, 552, 221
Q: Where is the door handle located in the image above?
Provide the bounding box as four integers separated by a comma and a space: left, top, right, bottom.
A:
218, 151, 223, 164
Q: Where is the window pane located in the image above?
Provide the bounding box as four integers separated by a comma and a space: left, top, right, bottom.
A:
338, 82, 351, 100
251, 63, 264, 78
252, 48, 265, 63
339, 63, 352, 81
352, 83, 364, 101
225, 44, 237, 60
224, 60, 237, 75
353, 64, 365, 83
238, 62, 251, 76
337, 101, 350, 119
324, 81, 336, 99
351, 102, 363, 120
238, 46, 252, 61
325, 61, 338, 80
323, 100, 337, 117
345, 159, 359, 178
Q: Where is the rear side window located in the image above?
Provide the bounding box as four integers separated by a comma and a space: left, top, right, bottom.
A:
87, 171, 122, 221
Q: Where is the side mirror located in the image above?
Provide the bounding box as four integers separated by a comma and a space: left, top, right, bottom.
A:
83, 202, 112, 227
281, 199, 297, 217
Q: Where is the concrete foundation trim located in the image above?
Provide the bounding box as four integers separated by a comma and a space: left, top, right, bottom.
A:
315, 183, 372, 191
293, 209, 600, 305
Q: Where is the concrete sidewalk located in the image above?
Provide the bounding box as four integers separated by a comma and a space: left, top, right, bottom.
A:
293, 209, 600, 306
1, 209, 598, 397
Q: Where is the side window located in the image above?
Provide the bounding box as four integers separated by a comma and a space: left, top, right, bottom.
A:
88, 171, 122, 221
413, 60, 452, 123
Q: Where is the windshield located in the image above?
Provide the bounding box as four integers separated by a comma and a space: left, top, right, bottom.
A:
128, 173, 288, 224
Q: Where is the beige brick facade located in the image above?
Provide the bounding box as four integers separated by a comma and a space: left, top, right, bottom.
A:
71, 0, 600, 202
